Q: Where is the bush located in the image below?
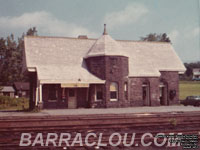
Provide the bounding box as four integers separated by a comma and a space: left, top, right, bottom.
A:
0, 95, 29, 110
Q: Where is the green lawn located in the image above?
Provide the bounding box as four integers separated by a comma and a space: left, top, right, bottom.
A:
179, 81, 200, 100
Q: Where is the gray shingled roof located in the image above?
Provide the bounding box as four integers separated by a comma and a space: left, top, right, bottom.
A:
24, 34, 186, 83
1, 86, 15, 92
85, 34, 128, 58
13, 82, 29, 90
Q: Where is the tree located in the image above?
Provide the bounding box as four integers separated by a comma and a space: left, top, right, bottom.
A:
0, 38, 6, 71
180, 62, 200, 80
26, 27, 38, 36
141, 33, 171, 42
0, 27, 38, 85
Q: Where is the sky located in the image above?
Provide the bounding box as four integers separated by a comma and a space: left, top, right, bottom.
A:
0, 0, 199, 62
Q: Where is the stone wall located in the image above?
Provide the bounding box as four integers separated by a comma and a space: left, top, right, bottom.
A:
128, 71, 179, 107
160, 71, 179, 105
129, 77, 160, 106
85, 56, 129, 108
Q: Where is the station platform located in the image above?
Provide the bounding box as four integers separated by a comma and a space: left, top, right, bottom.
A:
0, 106, 200, 117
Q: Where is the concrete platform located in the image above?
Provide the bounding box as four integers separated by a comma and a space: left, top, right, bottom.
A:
0, 106, 200, 117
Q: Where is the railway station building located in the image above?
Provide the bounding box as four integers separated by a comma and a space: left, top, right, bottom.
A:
23, 25, 186, 109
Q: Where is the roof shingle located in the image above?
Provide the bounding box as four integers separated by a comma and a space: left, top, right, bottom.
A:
24, 34, 186, 83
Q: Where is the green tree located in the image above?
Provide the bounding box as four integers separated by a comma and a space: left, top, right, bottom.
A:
141, 33, 171, 42
0, 38, 7, 75
184, 62, 200, 78
26, 27, 38, 36
0, 27, 38, 85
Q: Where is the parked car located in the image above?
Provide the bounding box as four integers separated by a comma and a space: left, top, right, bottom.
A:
181, 96, 200, 106
192, 78, 200, 81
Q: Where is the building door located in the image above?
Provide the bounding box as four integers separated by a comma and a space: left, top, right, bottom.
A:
160, 86, 165, 105
159, 82, 168, 105
68, 88, 77, 109
142, 83, 150, 106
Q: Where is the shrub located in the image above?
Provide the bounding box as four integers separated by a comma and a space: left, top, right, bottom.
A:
0, 95, 29, 110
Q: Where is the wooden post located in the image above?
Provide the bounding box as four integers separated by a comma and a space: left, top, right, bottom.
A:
62, 88, 65, 99
39, 84, 42, 103
35, 84, 39, 106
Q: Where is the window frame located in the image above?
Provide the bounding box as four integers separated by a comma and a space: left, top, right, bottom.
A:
110, 82, 118, 101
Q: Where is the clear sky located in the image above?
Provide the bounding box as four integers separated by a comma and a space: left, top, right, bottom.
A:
0, 0, 199, 62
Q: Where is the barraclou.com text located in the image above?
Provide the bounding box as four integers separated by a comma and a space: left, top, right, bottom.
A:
19, 132, 183, 147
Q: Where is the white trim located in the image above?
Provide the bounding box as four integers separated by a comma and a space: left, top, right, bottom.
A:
110, 99, 118, 102
159, 84, 165, 88
61, 83, 89, 88
28, 67, 36, 72
39, 80, 106, 84
35, 84, 39, 106
39, 84, 42, 103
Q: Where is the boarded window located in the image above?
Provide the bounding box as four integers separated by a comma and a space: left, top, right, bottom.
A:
110, 82, 118, 101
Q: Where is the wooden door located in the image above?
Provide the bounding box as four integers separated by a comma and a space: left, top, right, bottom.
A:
68, 89, 77, 109
142, 85, 150, 106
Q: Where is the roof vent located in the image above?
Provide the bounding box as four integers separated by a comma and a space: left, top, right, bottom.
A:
78, 35, 88, 39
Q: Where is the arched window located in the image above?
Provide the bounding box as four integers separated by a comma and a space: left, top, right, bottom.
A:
110, 82, 118, 101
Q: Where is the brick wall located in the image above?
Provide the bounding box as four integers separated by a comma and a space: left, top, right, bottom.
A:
85, 56, 129, 108
128, 71, 179, 107
129, 77, 160, 106
160, 71, 179, 105
37, 60, 179, 109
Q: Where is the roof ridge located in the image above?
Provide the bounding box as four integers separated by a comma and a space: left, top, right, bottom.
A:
25, 35, 97, 40
116, 39, 171, 44
25, 35, 171, 44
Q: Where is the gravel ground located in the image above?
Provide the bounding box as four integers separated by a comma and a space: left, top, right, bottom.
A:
0, 106, 200, 117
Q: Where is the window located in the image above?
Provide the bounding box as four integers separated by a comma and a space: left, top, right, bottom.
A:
110, 82, 118, 101
69, 89, 75, 97
48, 85, 58, 101
124, 82, 128, 100
142, 83, 148, 101
95, 85, 103, 101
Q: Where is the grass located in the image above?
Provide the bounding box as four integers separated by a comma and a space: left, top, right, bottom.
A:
0, 95, 29, 111
179, 81, 200, 100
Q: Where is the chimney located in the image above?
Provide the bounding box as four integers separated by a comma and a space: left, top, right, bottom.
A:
103, 24, 108, 35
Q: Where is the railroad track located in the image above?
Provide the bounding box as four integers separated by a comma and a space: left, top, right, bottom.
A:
0, 111, 200, 150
